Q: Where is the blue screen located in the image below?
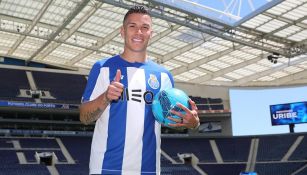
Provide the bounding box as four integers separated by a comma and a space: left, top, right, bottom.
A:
270, 101, 307, 125
240, 172, 257, 175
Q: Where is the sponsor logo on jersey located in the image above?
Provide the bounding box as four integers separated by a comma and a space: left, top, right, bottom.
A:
117, 88, 154, 105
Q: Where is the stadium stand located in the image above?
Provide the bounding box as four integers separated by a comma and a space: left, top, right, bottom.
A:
0, 150, 19, 164
31, 71, 87, 104
190, 96, 225, 111
255, 162, 306, 175
215, 137, 251, 162
296, 166, 307, 175
1, 133, 307, 174
161, 137, 216, 163
59, 136, 91, 164
289, 135, 307, 161
161, 156, 200, 175
0, 68, 32, 102
198, 164, 246, 175
55, 164, 89, 175
0, 164, 50, 175
161, 165, 200, 175
18, 138, 59, 148
257, 134, 297, 161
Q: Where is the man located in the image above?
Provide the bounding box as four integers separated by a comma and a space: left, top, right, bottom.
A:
80, 5, 199, 174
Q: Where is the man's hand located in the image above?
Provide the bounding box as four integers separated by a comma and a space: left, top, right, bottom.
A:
106, 69, 124, 101
167, 99, 200, 129
79, 69, 124, 125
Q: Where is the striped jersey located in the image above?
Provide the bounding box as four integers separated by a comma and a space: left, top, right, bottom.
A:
82, 55, 174, 175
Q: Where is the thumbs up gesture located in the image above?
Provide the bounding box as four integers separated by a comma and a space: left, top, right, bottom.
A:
114, 69, 122, 82
106, 69, 124, 101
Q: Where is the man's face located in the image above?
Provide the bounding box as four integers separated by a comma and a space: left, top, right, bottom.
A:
121, 13, 153, 53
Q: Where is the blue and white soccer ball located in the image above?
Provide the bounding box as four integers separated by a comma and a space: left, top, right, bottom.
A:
152, 88, 191, 127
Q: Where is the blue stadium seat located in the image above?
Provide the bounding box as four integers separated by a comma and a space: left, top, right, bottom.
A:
198, 163, 246, 175
289, 136, 307, 161
255, 162, 305, 175
32, 71, 87, 104
0, 68, 32, 102
162, 138, 216, 162
257, 134, 297, 161
215, 137, 251, 162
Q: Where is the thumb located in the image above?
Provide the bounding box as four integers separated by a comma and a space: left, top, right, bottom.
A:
115, 69, 121, 82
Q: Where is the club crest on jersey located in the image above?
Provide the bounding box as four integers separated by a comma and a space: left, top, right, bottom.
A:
148, 74, 159, 89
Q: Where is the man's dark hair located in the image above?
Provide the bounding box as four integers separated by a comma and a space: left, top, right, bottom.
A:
123, 5, 150, 24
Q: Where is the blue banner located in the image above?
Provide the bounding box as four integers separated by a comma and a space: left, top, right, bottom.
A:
0, 129, 93, 136
270, 101, 307, 125
0, 101, 79, 110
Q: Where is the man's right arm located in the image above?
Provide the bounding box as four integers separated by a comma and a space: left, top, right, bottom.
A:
79, 92, 110, 125
80, 69, 123, 125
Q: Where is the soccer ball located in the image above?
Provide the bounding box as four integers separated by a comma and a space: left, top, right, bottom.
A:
152, 88, 191, 127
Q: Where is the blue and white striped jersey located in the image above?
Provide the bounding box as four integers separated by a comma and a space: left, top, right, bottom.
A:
82, 55, 174, 175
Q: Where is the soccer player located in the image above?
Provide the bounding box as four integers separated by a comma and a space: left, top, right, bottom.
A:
80, 5, 200, 174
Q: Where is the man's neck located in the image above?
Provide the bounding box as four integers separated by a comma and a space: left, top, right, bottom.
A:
120, 51, 147, 63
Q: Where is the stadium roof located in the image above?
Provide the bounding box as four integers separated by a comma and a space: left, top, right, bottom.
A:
0, 0, 306, 87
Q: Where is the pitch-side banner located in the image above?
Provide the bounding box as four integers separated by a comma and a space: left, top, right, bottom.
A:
0, 101, 79, 109
270, 101, 307, 126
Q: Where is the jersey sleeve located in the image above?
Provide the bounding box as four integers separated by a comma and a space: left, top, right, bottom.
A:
81, 61, 102, 103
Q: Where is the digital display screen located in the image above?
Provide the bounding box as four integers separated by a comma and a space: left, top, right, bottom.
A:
270, 101, 307, 126
240, 172, 257, 175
